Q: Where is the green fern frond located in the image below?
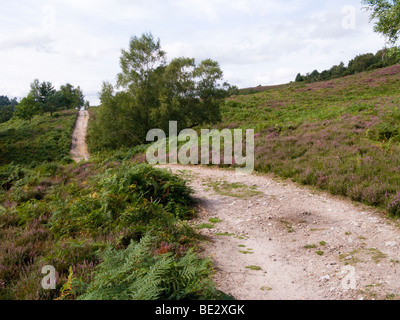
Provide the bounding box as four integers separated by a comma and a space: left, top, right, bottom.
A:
78, 233, 219, 301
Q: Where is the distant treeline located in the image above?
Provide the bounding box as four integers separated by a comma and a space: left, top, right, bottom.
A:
0, 80, 88, 124
0, 96, 18, 123
295, 46, 400, 83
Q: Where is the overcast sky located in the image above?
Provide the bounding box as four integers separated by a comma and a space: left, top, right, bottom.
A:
0, 0, 387, 105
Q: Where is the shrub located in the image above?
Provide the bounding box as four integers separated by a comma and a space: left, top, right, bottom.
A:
88, 34, 232, 151
376, 122, 399, 141
0, 215, 51, 295
50, 163, 196, 243
101, 164, 194, 219
388, 193, 400, 216
0, 164, 28, 190
79, 234, 219, 300
0, 150, 213, 300
0, 110, 77, 166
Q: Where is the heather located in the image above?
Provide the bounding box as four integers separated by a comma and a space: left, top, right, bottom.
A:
0, 111, 224, 300
0, 110, 78, 166
0, 156, 224, 300
221, 65, 400, 216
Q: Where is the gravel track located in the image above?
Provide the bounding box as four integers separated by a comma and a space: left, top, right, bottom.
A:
158, 164, 400, 300
70, 110, 90, 162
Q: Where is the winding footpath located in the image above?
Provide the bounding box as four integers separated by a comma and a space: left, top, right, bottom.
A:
72, 114, 400, 300
70, 110, 90, 162
159, 164, 400, 300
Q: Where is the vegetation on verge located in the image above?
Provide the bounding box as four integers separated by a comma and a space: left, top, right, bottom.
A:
0, 110, 77, 166
0, 114, 225, 300
222, 64, 400, 217
1, 2, 399, 301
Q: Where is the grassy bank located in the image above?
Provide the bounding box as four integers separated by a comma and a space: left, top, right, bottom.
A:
0, 110, 78, 166
87, 65, 400, 217
220, 64, 400, 216
0, 114, 225, 300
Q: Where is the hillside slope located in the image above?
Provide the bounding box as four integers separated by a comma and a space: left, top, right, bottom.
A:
0, 110, 78, 166
0, 111, 222, 300
221, 65, 400, 215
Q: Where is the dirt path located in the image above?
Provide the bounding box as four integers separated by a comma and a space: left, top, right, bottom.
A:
71, 114, 400, 300
70, 110, 90, 162
158, 164, 400, 300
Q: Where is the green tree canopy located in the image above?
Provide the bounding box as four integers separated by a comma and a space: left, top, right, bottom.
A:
0, 96, 18, 107
347, 53, 378, 74
14, 95, 39, 123
29, 79, 56, 115
117, 33, 167, 90
45, 91, 65, 117
29, 79, 86, 115
60, 83, 85, 109
0, 96, 18, 123
89, 33, 235, 150
30, 79, 55, 105
362, 0, 400, 44
294, 46, 399, 84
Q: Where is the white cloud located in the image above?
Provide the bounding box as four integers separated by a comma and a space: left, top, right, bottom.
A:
171, 0, 300, 23
55, 0, 164, 25
0, 0, 388, 104
0, 28, 56, 52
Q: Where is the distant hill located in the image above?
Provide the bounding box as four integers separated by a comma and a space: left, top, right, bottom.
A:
239, 83, 297, 95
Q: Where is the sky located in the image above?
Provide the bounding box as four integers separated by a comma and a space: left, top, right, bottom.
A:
0, 0, 388, 105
